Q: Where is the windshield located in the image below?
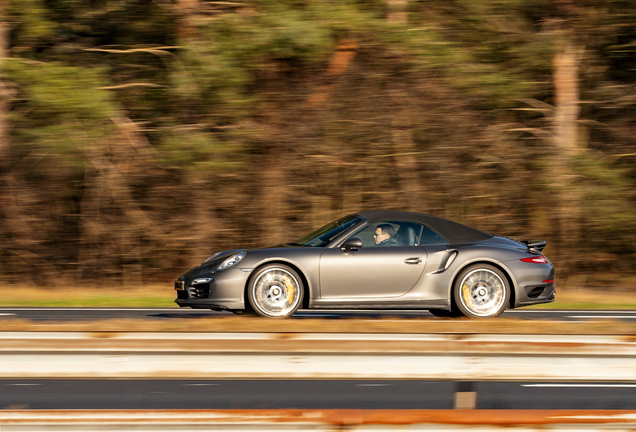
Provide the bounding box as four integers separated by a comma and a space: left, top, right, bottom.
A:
294, 216, 362, 247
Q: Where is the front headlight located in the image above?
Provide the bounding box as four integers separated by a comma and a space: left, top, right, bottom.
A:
203, 251, 223, 264
216, 251, 246, 271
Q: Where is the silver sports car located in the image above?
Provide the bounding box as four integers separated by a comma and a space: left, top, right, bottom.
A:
174, 211, 555, 318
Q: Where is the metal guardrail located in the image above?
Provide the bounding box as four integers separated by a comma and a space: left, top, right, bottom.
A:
2, 332, 636, 429
1, 409, 636, 431
0, 332, 635, 381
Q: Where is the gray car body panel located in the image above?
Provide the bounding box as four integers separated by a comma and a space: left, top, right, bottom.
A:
175, 211, 555, 312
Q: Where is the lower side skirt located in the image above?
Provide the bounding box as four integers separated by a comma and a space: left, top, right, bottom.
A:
309, 300, 449, 310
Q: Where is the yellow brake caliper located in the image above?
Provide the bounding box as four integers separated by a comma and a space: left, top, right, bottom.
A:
462, 284, 471, 304
284, 276, 294, 304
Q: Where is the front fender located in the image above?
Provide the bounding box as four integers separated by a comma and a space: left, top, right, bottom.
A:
241, 253, 321, 300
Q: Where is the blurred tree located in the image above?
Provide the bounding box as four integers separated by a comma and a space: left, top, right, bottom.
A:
551, 0, 582, 269
1, 0, 636, 287
0, 0, 9, 174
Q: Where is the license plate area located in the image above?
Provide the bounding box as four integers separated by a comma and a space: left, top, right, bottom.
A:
174, 280, 185, 291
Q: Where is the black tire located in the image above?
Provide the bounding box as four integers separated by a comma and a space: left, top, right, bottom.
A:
247, 264, 304, 318
453, 264, 510, 318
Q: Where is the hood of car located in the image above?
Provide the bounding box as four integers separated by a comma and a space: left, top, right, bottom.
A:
187, 244, 310, 274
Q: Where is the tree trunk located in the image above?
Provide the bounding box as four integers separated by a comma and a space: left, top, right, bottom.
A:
388, 85, 420, 212
553, 43, 580, 158
306, 40, 358, 110
189, 179, 217, 267
259, 152, 286, 246
552, 42, 581, 269
175, 0, 201, 41
385, 0, 408, 24
0, 2, 10, 174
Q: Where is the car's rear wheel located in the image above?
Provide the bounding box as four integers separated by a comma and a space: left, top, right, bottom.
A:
453, 264, 510, 318
248, 264, 303, 318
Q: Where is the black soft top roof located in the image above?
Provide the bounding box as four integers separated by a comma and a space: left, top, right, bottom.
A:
353, 210, 493, 245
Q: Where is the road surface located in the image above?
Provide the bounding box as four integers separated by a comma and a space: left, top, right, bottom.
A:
3, 379, 636, 410
1, 307, 636, 321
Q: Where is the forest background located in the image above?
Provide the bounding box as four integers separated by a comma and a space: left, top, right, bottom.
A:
1, 0, 636, 292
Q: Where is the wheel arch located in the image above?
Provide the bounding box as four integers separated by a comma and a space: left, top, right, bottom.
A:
244, 260, 312, 310
449, 260, 517, 311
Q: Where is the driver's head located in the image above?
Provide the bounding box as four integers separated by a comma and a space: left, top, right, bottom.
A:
374, 224, 396, 244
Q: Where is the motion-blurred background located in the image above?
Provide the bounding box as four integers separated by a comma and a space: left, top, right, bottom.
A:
1, 0, 635, 290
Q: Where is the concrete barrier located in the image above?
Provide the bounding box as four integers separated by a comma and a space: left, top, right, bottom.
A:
0, 332, 635, 381
1, 409, 636, 431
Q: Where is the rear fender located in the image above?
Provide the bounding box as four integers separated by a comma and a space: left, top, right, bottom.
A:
448, 258, 518, 309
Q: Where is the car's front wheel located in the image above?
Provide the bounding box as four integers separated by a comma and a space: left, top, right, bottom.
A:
453, 264, 510, 318
248, 264, 303, 318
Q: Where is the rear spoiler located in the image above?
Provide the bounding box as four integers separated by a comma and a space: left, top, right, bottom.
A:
520, 240, 547, 254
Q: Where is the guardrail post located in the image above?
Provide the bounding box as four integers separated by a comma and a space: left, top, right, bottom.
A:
454, 381, 477, 409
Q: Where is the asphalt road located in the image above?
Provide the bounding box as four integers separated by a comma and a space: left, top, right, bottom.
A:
0, 307, 636, 321
3, 379, 636, 410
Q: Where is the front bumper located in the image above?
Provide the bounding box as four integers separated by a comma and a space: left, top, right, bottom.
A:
174, 267, 250, 311
174, 298, 245, 311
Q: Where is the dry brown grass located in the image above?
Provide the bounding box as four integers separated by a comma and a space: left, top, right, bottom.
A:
0, 316, 634, 335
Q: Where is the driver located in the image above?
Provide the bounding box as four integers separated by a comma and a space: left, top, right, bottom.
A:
374, 224, 401, 246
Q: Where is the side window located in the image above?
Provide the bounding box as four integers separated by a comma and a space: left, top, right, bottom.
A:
420, 225, 449, 246
346, 220, 425, 247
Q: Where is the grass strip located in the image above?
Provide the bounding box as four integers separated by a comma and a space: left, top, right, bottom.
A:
0, 285, 174, 308
1, 285, 635, 309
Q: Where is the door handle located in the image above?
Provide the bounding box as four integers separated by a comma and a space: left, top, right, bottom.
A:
404, 257, 422, 265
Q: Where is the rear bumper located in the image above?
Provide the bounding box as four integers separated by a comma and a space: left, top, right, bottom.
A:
504, 259, 556, 308
515, 283, 556, 307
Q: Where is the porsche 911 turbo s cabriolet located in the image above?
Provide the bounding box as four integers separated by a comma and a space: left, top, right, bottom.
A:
174, 211, 555, 318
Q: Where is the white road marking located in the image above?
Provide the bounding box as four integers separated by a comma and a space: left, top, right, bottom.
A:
523, 384, 636, 388
568, 316, 636, 319
0, 313, 16, 316
6, 383, 42, 386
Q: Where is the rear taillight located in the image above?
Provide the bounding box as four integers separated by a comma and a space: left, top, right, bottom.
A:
521, 255, 548, 264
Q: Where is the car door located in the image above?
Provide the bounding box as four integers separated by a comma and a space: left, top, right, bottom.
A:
319, 221, 428, 298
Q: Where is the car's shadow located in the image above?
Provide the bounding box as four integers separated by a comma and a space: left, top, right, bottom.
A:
148, 311, 437, 319
149, 313, 225, 319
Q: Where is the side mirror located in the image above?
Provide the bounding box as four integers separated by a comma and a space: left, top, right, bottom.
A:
340, 237, 362, 251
